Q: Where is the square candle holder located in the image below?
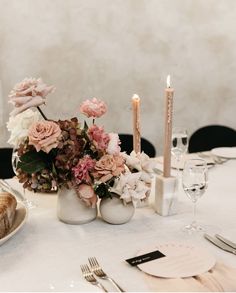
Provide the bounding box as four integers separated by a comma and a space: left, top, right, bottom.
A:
154, 174, 178, 216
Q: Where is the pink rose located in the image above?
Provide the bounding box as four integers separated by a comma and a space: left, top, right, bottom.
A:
80, 98, 107, 118
28, 121, 61, 153
72, 155, 95, 184
9, 77, 55, 116
92, 154, 125, 183
88, 124, 110, 152
106, 133, 121, 155
76, 184, 97, 208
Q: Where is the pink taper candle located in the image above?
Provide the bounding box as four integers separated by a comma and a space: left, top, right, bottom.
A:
163, 75, 174, 177
132, 94, 141, 153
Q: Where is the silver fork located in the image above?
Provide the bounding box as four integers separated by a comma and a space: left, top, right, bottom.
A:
88, 257, 125, 292
80, 264, 108, 292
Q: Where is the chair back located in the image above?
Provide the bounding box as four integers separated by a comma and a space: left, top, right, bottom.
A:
0, 148, 15, 179
188, 125, 236, 153
118, 134, 156, 157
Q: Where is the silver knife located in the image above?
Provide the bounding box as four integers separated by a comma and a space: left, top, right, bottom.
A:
204, 234, 236, 255
215, 234, 236, 249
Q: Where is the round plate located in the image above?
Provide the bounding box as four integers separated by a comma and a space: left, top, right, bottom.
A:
211, 147, 236, 159
0, 201, 28, 246
156, 154, 215, 170
137, 242, 216, 278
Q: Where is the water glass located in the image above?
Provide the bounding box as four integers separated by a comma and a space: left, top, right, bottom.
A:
182, 158, 208, 233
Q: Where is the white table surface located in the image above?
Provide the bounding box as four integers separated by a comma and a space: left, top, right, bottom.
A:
0, 159, 236, 292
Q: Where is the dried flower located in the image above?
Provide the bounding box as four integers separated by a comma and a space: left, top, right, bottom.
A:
28, 121, 61, 153
93, 154, 125, 183
9, 77, 55, 116
72, 155, 95, 185
88, 124, 110, 152
80, 98, 107, 118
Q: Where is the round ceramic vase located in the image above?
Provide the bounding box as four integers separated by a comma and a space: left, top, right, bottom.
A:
99, 193, 135, 225
57, 188, 97, 224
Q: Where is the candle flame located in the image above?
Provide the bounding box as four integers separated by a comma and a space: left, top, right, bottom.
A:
167, 75, 171, 88
132, 94, 140, 101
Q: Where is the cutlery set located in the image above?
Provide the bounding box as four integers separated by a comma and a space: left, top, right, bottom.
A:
81, 257, 124, 292
204, 234, 236, 254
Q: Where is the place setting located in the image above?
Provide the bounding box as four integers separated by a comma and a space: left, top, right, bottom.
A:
1, 2, 236, 291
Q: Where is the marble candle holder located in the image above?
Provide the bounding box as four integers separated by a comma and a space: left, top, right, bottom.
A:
154, 174, 178, 216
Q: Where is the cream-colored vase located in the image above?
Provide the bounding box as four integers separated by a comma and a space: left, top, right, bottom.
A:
99, 193, 135, 225
57, 188, 97, 224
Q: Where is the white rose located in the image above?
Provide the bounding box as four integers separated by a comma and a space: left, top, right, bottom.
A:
7, 109, 40, 147
106, 133, 121, 155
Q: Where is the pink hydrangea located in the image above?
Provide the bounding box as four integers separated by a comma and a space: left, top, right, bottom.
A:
72, 155, 95, 184
80, 98, 107, 118
88, 124, 110, 152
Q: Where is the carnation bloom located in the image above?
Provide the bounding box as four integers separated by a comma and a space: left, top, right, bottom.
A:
76, 184, 97, 208
9, 77, 55, 116
106, 133, 121, 155
92, 154, 125, 183
88, 124, 110, 152
72, 155, 95, 184
80, 98, 107, 118
28, 121, 61, 153
7, 109, 40, 147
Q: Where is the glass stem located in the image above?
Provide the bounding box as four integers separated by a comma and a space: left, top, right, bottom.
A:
192, 202, 197, 226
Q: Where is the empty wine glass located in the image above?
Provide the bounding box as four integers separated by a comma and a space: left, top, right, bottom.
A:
171, 127, 188, 181
182, 158, 208, 233
12, 147, 36, 209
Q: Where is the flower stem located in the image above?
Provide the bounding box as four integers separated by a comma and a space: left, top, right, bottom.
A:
37, 106, 48, 120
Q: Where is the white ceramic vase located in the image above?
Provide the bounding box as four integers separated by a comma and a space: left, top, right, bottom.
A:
99, 193, 135, 225
57, 188, 97, 224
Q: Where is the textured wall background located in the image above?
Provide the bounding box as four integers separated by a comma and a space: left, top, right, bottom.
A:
1, 0, 236, 154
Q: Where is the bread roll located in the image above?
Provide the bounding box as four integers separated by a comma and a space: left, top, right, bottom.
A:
0, 192, 17, 239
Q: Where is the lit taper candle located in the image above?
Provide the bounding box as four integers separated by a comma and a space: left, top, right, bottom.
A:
132, 94, 141, 153
163, 75, 174, 177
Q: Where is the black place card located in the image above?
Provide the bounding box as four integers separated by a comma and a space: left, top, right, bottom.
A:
126, 250, 166, 266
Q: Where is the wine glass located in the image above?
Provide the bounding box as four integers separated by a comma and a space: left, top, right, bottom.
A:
171, 127, 188, 178
182, 158, 208, 233
12, 147, 36, 209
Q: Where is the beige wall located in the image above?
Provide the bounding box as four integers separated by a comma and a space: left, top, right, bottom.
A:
1, 0, 236, 154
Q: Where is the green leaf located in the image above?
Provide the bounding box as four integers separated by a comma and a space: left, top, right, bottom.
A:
18, 151, 48, 174
95, 183, 112, 199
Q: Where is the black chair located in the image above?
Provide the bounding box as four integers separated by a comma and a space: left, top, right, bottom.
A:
188, 125, 236, 153
0, 148, 15, 179
118, 134, 156, 157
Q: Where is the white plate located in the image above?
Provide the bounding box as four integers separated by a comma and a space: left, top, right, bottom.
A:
211, 147, 236, 159
0, 201, 28, 246
137, 242, 216, 278
156, 153, 215, 170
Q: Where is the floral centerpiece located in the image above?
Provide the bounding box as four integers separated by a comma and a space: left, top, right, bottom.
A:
7, 77, 154, 223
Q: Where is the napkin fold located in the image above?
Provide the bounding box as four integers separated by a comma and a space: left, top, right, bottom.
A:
143, 263, 236, 292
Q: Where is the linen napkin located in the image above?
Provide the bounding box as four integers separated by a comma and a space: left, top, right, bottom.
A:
143, 263, 236, 292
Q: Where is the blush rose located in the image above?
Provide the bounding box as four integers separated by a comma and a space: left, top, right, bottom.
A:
28, 121, 61, 153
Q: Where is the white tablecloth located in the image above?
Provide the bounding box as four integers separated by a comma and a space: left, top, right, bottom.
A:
0, 160, 236, 292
